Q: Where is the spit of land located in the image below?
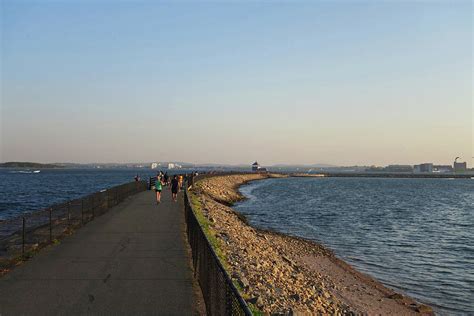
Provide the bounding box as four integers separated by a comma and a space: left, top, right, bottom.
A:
190, 173, 433, 315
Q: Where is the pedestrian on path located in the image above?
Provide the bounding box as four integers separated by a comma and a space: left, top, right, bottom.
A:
171, 175, 179, 202
155, 176, 163, 204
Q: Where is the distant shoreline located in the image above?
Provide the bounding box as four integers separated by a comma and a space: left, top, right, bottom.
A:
291, 172, 472, 179
0, 162, 63, 169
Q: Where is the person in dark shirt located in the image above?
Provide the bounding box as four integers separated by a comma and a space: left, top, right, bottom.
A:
170, 175, 179, 202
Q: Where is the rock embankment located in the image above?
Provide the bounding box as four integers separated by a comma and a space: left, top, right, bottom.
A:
192, 174, 434, 315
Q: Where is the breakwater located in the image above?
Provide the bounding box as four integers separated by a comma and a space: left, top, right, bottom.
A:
235, 176, 474, 315
191, 174, 433, 315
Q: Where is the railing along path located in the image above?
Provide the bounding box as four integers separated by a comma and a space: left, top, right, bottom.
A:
0, 181, 147, 268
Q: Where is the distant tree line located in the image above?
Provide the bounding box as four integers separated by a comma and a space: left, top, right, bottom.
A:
0, 162, 63, 168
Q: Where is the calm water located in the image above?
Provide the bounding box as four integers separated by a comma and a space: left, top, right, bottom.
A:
235, 177, 474, 315
0, 168, 175, 220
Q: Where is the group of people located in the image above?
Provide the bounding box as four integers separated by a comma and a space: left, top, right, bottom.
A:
154, 172, 185, 204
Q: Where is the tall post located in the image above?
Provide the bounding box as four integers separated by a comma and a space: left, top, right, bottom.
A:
225, 283, 232, 315
67, 201, 71, 225
22, 217, 26, 256
49, 208, 52, 243
92, 196, 95, 219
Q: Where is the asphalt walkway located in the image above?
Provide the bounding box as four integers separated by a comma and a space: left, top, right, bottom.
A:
0, 190, 200, 315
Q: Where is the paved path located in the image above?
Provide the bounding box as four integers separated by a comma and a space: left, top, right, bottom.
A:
0, 190, 200, 315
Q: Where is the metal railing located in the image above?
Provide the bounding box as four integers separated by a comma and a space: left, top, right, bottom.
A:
184, 182, 252, 316
0, 180, 147, 269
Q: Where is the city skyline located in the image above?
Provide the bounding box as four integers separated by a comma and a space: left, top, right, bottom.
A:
1, 1, 472, 166
0, 158, 471, 169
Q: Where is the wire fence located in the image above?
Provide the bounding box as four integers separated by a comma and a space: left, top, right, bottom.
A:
184, 180, 252, 316
0, 180, 147, 270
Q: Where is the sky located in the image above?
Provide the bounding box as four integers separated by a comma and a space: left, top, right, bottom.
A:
1, 0, 472, 166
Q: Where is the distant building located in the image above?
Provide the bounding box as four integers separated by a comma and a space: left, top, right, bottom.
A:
365, 166, 383, 172
433, 165, 453, 173
420, 163, 433, 173
151, 162, 158, 169
454, 161, 467, 172
385, 165, 413, 173
252, 161, 260, 172
414, 163, 433, 173
252, 161, 267, 173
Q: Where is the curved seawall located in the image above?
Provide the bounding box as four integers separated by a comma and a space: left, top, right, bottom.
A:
192, 174, 434, 315
235, 176, 474, 315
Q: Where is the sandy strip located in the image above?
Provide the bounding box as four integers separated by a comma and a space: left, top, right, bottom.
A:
191, 174, 433, 315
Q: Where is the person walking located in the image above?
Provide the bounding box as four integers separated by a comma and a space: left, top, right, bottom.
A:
170, 175, 179, 202
155, 176, 163, 204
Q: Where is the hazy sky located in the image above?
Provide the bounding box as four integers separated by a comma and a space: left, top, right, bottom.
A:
1, 1, 472, 166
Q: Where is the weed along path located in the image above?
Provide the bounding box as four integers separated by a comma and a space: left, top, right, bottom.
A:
0, 190, 202, 315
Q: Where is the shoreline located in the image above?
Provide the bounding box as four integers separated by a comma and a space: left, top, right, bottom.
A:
192, 174, 433, 315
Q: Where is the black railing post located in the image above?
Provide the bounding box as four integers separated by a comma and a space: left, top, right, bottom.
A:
22, 217, 26, 256
92, 196, 95, 219
105, 191, 109, 210
225, 282, 232, 315
67, 201, 71, 225
49, 207, 52, 243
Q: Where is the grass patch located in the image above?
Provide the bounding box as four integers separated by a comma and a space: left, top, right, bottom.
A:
248, 305, 264, 316
233, 280, 264, 315
188, 192, 227, 266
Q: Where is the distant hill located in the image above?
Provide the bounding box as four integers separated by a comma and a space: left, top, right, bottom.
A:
0, 162, 63, 169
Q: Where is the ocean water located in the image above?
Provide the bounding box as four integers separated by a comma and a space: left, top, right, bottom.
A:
0, 168, 177, 220
234, 177, 474, 315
